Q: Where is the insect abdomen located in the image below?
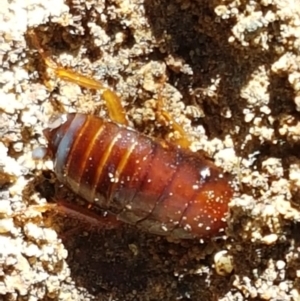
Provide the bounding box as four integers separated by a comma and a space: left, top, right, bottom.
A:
44, 113, 233, 239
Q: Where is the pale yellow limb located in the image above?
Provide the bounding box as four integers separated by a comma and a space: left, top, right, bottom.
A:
29, 29, 128, 125
156, 84, 191, 149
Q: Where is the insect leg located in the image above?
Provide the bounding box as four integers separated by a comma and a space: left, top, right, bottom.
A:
29, 29, 128, 125
18, 200, 121, 230
155, 81, 191, 149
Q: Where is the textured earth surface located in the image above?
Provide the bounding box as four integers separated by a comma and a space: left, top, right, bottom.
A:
1, 0, 300, 300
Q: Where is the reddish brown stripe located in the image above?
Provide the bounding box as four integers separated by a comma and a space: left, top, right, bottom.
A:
89, 125, 123, 207
115, 139, 157, 223
106, 133, 139, 205
63, 115, 93, 193
76, 117, 106, 200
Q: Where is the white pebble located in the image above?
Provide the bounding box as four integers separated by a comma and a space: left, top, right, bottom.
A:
0, 218, 14, 233
276, 260, 286, 270
214, 250, 233, 276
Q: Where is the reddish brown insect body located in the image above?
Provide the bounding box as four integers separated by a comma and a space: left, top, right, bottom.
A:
44, 113, 233, 239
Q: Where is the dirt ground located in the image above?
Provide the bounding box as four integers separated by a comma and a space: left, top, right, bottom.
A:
1, 0, 300, 300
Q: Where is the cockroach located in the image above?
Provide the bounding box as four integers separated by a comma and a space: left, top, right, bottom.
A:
43, 113, 233, 239
31, 30, 233, 239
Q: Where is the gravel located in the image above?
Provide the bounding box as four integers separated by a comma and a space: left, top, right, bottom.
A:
1, 0, 300, 300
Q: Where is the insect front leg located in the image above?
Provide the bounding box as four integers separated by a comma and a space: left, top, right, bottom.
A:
29, 29, 128, 125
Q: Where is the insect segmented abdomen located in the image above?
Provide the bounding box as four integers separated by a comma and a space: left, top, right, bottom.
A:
44, 113, 233, 239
